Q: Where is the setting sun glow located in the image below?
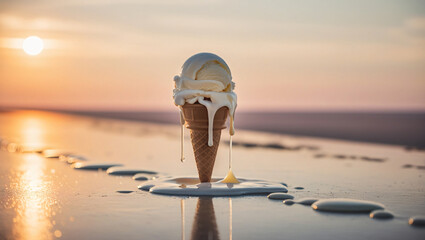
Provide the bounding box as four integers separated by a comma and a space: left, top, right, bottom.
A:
22, 36, 44, 55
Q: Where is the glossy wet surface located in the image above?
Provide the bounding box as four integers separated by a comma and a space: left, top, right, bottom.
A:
140, 177, 287, 196
0, 110, 424, 239
312, 198, 385, 213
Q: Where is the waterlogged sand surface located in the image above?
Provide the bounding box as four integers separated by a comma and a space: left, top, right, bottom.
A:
0, 110, 425, 240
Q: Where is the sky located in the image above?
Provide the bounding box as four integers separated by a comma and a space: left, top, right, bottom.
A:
0, 0, 424, 111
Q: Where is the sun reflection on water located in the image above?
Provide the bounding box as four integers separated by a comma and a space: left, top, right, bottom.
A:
2, 111, 59, 240
21, 116, 44, 145
18, 112, 47, 153
19, 154, 55, 240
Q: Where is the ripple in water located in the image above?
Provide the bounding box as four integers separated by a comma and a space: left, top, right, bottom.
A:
312, 198, 384, 213
138, 177, 288, 196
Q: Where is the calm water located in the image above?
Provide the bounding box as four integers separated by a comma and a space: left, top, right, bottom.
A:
61, 110, 425, 147
0, 110, 424, 240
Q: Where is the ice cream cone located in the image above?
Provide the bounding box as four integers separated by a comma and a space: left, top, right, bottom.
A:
191, 198, 220, 240
182, 103, 228, 182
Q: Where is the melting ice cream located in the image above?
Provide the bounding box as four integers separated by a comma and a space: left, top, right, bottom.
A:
174, 52, 237, 142
173, 52, 238, 183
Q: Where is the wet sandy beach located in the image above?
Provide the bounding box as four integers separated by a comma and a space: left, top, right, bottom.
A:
1, 110, 424, 240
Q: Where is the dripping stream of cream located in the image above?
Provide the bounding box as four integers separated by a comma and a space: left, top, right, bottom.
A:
174, 53, 239, 184
179, 108, 185, 162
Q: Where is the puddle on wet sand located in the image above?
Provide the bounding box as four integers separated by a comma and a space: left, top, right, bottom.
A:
138, 177, 288, 196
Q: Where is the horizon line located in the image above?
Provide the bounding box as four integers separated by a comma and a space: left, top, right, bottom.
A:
1, 105, 425, 114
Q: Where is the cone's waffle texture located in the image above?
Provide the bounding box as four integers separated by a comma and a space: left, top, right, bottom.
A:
190, 130, 221, 182
182, 103, 228, 182
191, 198, 219, 240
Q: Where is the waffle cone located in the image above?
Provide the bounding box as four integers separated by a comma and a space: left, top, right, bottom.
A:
190, 198, 219, 240
182, 103, 228, 182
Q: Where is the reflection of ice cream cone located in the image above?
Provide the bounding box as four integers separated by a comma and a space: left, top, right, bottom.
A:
182, 103, 228, 182
191, 198, 220, 240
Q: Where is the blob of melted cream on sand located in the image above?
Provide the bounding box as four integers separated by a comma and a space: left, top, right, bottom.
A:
173, 53, 238, 183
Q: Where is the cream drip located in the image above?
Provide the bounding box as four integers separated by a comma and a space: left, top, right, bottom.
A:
174, 89, 236, 146
179, 108, 185, 162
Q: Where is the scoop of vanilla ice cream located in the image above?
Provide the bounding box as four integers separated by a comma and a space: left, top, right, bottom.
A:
177, 53, 234, 92
196, 61, 232, 92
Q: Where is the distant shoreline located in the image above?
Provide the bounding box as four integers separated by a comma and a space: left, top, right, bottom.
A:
1, 108, 424, 148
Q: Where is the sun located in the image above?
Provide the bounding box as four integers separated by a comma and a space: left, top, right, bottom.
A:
22, 36, 44, 55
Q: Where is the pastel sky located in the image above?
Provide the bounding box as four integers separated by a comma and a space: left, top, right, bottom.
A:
1, 0, 424, 111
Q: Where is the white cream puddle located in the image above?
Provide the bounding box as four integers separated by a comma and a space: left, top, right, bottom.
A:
71, 162, 123, 170
106, 167, 157, 176
138, 177, 287, 196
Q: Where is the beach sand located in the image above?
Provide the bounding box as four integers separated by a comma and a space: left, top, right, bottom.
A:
0, 110, 424, 240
